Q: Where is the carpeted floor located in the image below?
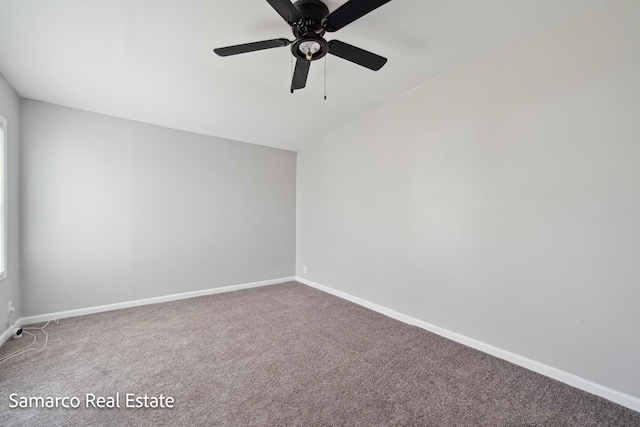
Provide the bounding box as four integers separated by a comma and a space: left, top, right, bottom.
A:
1, 281, 639, 426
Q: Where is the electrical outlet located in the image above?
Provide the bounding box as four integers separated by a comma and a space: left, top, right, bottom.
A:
8, 300, 15, 317
303, 265, 308, 274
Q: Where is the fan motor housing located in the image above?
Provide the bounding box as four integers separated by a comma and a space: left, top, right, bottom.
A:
292, 0, 329, 38
291, 0, 330, 61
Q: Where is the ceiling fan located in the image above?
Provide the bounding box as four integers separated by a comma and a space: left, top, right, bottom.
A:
214, 0, 393, 93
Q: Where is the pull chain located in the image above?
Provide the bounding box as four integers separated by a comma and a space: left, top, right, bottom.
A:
324, 56, 327, 100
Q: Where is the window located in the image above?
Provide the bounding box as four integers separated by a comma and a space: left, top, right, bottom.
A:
0, 114, 6, 280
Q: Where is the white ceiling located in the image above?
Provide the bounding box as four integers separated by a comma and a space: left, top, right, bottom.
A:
0, 0, 608, 151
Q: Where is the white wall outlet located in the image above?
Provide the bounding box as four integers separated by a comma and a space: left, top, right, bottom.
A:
303, 265, 307, 274
8, 300, 15, 317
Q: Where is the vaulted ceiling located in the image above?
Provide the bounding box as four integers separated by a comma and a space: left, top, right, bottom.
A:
0, 0, 608, 151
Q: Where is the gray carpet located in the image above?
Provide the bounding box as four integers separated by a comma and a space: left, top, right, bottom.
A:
1, 282, 639, 426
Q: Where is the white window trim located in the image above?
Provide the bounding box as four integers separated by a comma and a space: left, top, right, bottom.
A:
0, 113, 6, 281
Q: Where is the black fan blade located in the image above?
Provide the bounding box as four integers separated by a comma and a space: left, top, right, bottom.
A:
328, 40, 387, 70
214, 38, 290, 57
266, 0, 302, 25
324, 0, 392, 32
291, 58, 311, 91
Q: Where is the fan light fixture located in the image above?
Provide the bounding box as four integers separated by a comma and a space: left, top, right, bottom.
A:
299, 40, 321, 60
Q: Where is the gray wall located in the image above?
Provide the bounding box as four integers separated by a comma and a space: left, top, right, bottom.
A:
21, 100, 296, 316
297, 0, 640, 398
0, 73, 22, 331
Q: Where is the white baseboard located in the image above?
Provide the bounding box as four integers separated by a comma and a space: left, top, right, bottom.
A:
20, 277, 295, 325
296, 276, 640, 413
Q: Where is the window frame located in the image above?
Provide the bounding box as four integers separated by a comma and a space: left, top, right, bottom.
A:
0, 113, 6, 281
